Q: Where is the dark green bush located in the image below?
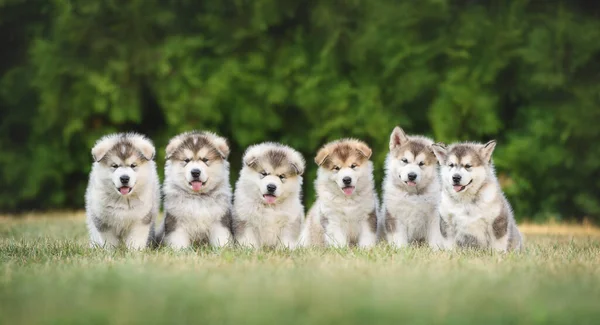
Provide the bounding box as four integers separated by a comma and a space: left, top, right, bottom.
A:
1, 0, 599, 222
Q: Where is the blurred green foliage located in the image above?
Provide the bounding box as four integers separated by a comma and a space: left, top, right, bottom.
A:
1, 0, 599, 222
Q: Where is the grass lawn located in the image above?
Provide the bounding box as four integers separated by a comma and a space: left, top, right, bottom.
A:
1, 212, 599, 325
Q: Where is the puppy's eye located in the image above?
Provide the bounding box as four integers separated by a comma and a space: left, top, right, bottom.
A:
418, 161, 425, 167
260, 171, 268, 177
350, 164, 358, 169
184, 158, 191, 163
111, 164, 118, 169
465, 164, 472, 169
201, 158, 209, 163
401, 158, 408, 163
449, 163, 455, 168
333, 166, 340, 171
279, 174, 286, 180
130, 163, 137, 168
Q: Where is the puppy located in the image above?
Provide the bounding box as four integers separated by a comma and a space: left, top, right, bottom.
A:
378, 127, 441, 248
431, 141, 523, 251
155, 131, 233, 249
300, 139, 378, 248
232, 142, 305, 249
85, 133, 160, 249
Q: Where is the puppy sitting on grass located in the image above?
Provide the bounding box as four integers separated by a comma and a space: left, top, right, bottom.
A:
378, 126, 441, 248
300, 139, 378, 248
431, 141, 523, 251
155, 131, 233, 249
85, 133, 160, 249
232, 143, 305, 249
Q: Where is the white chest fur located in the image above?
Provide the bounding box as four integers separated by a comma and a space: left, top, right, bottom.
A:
439, 184, 501, 242
385, 185, 438, 240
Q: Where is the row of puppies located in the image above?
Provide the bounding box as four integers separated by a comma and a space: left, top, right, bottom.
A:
85, 128, 522, 251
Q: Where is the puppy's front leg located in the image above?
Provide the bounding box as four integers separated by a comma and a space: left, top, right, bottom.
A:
280, 217, 302, 249
209, 221, 233, 247
164, 226, 192, 249
95, 230, 120, 249
125, 223, 152, 250
387, 220, 409, 248
324, 222, 348, 248
235, 220, 259, 248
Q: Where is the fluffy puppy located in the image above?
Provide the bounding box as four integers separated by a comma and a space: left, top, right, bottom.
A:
85, 133, 160, 249
431, 141, 523, 251
232, 143, 305, 249
300, 139, 378, 248
378, 127, 441, 248
155, 131, 233, 249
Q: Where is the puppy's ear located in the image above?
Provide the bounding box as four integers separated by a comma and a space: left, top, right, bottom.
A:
132, 136, 156, 161
315, 146, 330, 166
355, 142, 372, 160
243, 145, 260, 167
431, 142, 448, 163
91, 136, 116, 162
211, 135, 230, 159
389, 126, 409, 151
480, 140, 496, 163
165, 136, 184, 160
290, 151, 306, 176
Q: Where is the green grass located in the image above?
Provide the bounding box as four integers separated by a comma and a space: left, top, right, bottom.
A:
1, 215, 599, 325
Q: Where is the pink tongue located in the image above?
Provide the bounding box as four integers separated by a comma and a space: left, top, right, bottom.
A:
119, 187, 130, 195
343, 187, 355, 195
407, 181, 417, 186
453, 185, 464, 192
264, 195, 276, 204
191, 181, 203, 191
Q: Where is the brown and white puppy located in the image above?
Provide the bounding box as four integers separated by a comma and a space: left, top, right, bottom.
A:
378, 127, 441, 248
232, 142, 305, 249
85, 133, 160, 249
155, 131, 233, 249
300, 139, 378, 248
431, 141, 523, 251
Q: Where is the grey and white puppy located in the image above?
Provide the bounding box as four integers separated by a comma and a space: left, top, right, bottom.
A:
155, 131, 233, 249
431, 141, 523, 251
378, 127, 441, 248
232, 142, 306, 249
85, 133, 160, 249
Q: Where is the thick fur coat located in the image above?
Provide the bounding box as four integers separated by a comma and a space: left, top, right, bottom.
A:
85, 133, 160, 249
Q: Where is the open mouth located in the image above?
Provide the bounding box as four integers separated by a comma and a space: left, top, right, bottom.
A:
342, 186, 355, 196
117, 186, 132, 195
263, 194, 277, 204
405, 181, 417, 186
453, 180, 473, 193
189, 180, 206, 192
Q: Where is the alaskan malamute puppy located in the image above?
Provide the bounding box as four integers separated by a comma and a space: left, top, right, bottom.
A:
431, 141, 523, 251
232, 142, 305, 249
155, 131, 233, 249
300, 139, 378, 248
378, 127, 441, 247
85, 133, 160, 249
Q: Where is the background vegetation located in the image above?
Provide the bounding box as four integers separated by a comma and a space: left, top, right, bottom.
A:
1, 0, 599, 222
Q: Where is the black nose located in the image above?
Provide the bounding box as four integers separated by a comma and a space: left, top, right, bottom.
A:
191, 169, 201, 178
120, 175, 130, 184
452, 174, 462, 184
408, 172, 417, 181
267, 183, 277, 193
343, 176, 352, 185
